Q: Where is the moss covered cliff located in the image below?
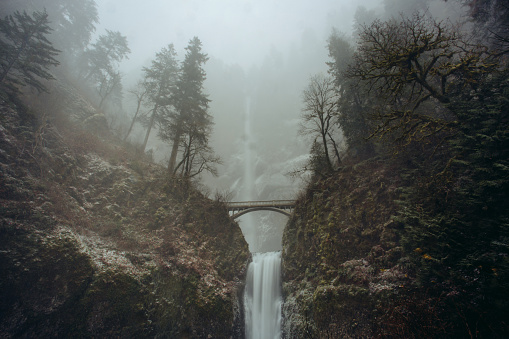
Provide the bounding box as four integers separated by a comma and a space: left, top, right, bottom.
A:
282, 158, 404, 338
0, 88, 249, 338
282, 155, 509, 338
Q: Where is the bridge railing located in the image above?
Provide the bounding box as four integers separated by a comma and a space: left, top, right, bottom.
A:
227, 200, 295, 209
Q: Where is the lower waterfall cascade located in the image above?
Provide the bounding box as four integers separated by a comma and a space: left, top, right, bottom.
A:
244, 251, 282, 339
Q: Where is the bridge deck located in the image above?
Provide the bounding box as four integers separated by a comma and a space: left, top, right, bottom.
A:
226, 200, 295, 219
227, 200, 295, 210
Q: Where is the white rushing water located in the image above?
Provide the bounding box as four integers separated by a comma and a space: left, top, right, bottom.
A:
245, 251, 282, 339
240, 95, 259, 251
243, 96, 255, 205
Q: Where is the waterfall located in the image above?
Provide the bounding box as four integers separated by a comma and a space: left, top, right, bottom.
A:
241, 97, 282, 338
244, 96, 255, 203
240, 96, 259, 251
244, 251, 282, 339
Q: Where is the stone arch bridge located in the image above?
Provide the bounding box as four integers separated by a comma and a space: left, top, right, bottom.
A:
226, 200, 295, 219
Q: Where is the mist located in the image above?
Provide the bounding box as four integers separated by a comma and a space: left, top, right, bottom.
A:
95, 0, 467, 252
3, 0, 505, 336
95, 0, 381, 72
90, 0, 385, 251
0, 0, 467, 252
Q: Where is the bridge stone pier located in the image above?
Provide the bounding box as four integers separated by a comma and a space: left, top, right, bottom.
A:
226, 200, 295, 219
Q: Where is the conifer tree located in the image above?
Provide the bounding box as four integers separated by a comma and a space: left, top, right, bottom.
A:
140, 44, 179, 152
327, 31, 374, 158
1, 0, 99, 58
164, 37, 215, 177
80, 30, 130, 109
0, 10, 60, 96
44, 0, 98, 57
124, 81, 149, 141
81, 30, 130, 82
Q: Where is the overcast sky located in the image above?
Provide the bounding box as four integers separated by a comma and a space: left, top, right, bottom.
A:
95, 0, 382, 71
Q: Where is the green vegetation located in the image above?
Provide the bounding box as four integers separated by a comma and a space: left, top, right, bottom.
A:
79, 30, 130, 109
139, 37, 220, 178
0, 92, 249, 337
284, 2, 509, 337
0, 10, 60, 97
0, 2, 248, 334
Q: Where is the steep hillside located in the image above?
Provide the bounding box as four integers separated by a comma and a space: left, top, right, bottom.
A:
282, 158, 403, 338
0, 86, 249, 338
282, 155, 509, 338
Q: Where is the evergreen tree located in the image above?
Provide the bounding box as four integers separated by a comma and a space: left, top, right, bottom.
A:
0, 10, 60, 97
327, 31, 374, 159
46, 0, 98, 57
81, 30, 130, 82
466, 0, 509, 53
397, 69, 509, 336
80, 30, 130, 109
0, 0, 98, 58
140, 44, 179, 152
164, 37, 216, 177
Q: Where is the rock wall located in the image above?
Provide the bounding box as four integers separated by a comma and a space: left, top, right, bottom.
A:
0, 92, 249, 338
281, 153, 509, 338
281, 158, 405, 338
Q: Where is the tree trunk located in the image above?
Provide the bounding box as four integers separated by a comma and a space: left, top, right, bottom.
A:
167, 126, 182, 173
141, 104, 158, 153
124, 102, 144, 141
328, 131, 342, 166
321, 132, 333, 171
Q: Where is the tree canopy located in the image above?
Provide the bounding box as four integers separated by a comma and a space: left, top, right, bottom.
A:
0, 10, 60, 97
348, 14, 498, 149
300, 74, 341, 174
140, 44, 180, 152
80, 30, 130, 109
165, 37, 217, 178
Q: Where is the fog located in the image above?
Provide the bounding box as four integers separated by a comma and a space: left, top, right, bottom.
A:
1, 0, 465, 251
94, 0, 465, 252
90, 0, 386, 251
95, 0, 381, 72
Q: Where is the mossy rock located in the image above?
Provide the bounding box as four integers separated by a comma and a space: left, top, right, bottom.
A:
77, 271, 150, 337
0, 227, 94, 337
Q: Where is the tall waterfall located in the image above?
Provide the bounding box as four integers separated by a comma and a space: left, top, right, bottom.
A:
240, 96, 258, 251
243, 97, 255, 204
244, 252, 282, 339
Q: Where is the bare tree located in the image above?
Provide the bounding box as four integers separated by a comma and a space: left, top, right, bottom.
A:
97, 68, 122, 109
173, 123, 221, 178
124, 81, 149, 141
348, 14, 497, 147
300, 74, 342, 173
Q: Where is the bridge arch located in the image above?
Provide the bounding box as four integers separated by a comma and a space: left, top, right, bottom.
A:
231, 206, 292, 219
226, 200, 295, 220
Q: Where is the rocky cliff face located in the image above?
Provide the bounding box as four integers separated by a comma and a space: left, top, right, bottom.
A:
281, 158, 407, 338
0, 87, 249, 338
281, 153, 509, 338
